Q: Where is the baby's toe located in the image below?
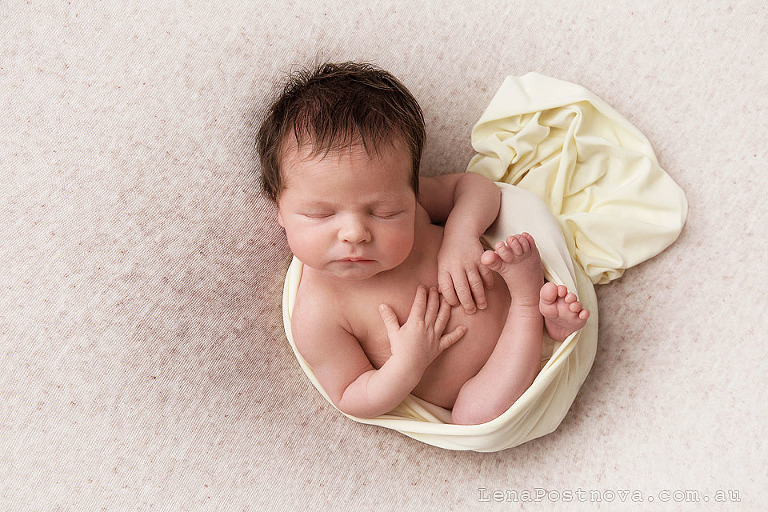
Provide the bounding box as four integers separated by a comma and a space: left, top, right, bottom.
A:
517, 234, 530, 252
522, 232, 535, 245
505, 236, 523, 256
494, 241, 511, 260
481, 250, 502, 269
540, 282, 558, 304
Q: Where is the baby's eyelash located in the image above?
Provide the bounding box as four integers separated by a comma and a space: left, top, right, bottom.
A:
373, 211, 402, 219
302, 212, 332, 219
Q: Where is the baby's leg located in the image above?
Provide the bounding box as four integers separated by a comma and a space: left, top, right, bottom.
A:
539, 283, 589, 342
451, 233, 544, 426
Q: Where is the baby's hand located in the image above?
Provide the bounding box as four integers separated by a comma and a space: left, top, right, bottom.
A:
379, 286, 467, 370
437, 236, 494, 314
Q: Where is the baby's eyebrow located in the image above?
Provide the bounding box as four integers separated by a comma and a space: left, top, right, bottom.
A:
301, 200, 334, 208
300, 198, 402, 210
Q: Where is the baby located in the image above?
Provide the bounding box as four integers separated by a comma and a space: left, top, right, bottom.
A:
258, 62, 589, 425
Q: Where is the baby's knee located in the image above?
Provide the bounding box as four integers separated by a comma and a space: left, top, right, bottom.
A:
451, 401, 506, 426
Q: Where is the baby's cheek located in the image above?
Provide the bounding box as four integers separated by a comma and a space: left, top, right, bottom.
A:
284, 227, 317, 261
387, 229, 414, 262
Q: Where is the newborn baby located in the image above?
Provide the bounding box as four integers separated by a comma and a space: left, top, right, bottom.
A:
258, 62, 589, 425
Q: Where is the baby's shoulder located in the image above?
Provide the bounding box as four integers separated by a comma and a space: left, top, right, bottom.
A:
291, 276, 364, 368
292, 274, 350, 333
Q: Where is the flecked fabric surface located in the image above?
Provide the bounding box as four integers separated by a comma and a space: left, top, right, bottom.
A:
2, 2, 766, 510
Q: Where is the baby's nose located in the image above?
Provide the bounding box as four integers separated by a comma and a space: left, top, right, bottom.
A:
338, 217, 371, 243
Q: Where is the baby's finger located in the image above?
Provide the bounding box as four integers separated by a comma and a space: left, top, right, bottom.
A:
424, 287, 440, 325
439, 325, 467, 352
467, 268, 487, 310
407, 285, 428, 320
434, 296, 452, 335
453, 274, 476, 314
378, 304, 401, 335
438, 271, 459, 307
478, 263, 494, 290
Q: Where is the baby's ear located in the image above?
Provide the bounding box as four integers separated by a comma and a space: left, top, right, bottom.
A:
276, 208, 285, 228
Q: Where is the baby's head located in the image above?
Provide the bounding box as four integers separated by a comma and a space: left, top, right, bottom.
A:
257, 61, 425, 202
258, 62, 426, 279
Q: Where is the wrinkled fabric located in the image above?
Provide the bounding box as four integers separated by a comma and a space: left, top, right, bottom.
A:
282, 74, 686, 451
468, 72, 687, 284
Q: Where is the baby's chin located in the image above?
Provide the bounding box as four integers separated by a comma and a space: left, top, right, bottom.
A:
316, 259, 402, 281
302, 260, 378, 280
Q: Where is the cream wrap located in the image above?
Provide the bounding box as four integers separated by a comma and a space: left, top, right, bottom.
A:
282, 73, 687, 451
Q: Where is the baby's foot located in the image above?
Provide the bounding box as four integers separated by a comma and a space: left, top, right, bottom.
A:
480, 233, 543, 304
539, 282, 590, 342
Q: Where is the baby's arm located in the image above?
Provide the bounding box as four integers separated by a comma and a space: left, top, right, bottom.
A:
293, 286, 466, 418
418, 173, 501, 313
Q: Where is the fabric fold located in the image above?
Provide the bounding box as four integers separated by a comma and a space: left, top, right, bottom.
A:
467, 72, 687, 284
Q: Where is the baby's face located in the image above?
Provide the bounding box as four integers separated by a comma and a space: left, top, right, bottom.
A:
276, 139, 417, 281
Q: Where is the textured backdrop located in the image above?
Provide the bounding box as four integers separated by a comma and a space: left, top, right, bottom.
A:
2, 1, 767, 510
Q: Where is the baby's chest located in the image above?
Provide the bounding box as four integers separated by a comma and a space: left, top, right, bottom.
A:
344, 274, 439, 368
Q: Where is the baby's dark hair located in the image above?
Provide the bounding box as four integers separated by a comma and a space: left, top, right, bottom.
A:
257, 61, 425, 201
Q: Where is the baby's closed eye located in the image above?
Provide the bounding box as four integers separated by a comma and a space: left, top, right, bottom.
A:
301, 211, 334, 219
372, 210, 404, 219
